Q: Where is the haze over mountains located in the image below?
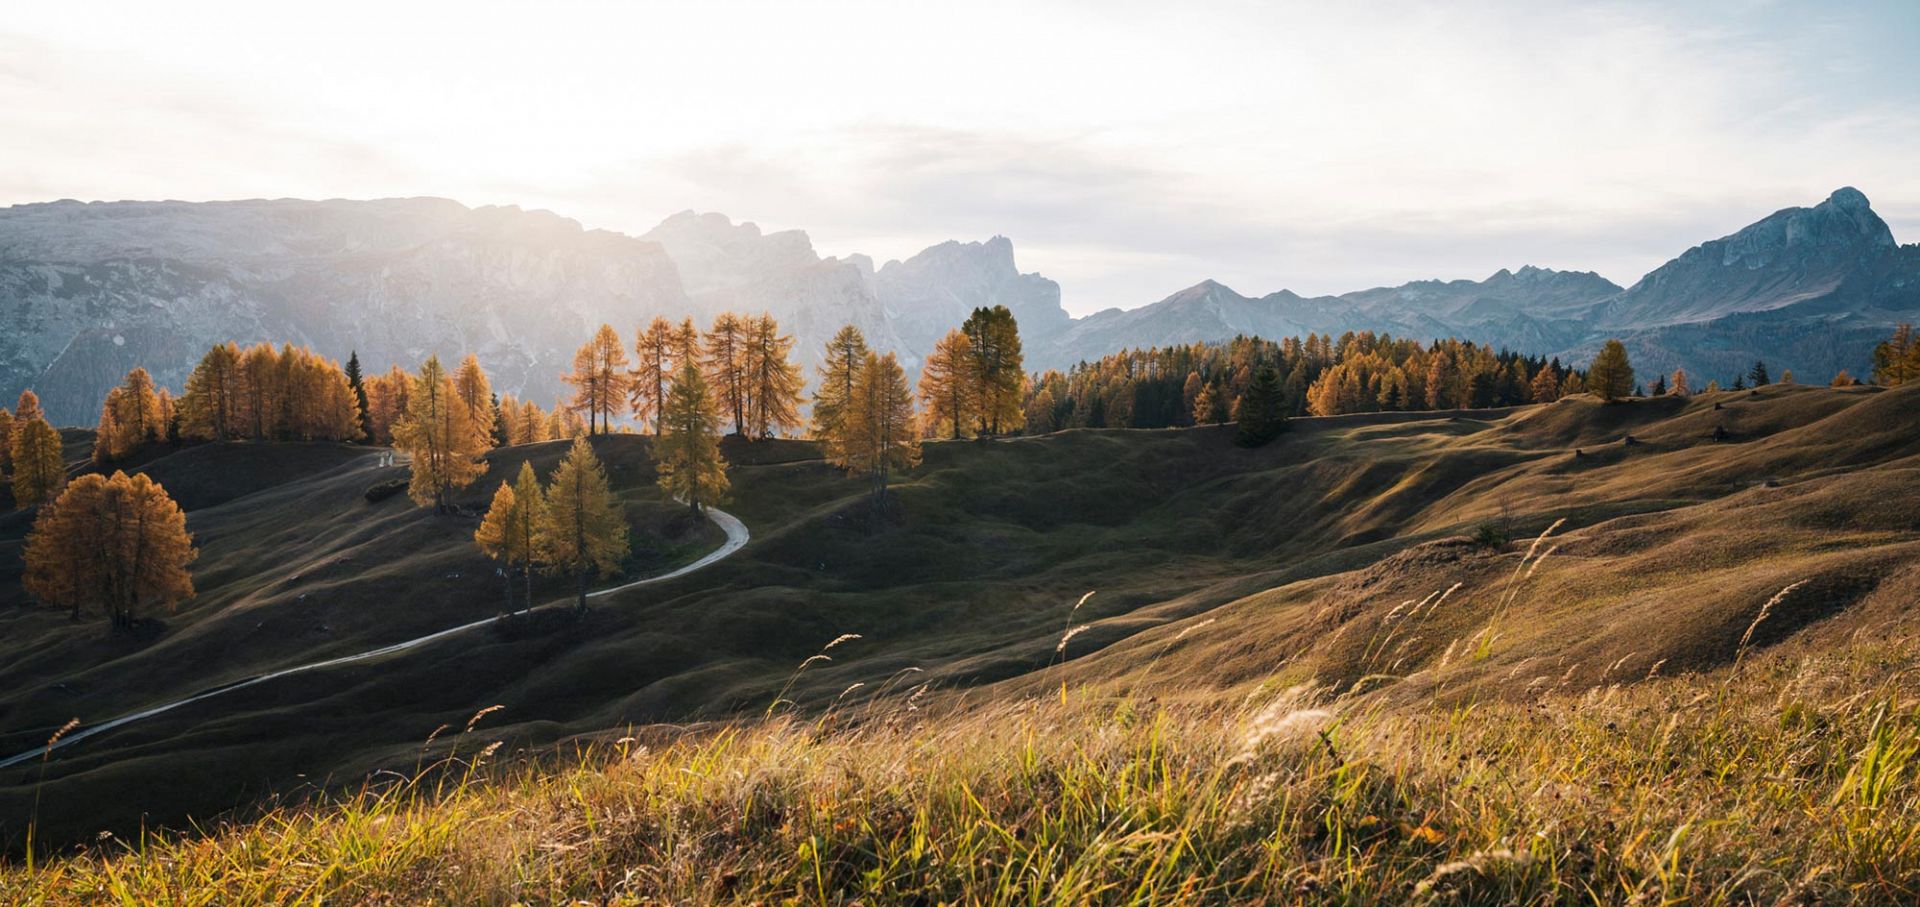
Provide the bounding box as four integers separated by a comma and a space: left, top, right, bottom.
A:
3, 187, 1914, 424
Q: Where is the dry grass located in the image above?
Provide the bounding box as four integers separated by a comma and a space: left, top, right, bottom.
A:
8, 627, 1920, 905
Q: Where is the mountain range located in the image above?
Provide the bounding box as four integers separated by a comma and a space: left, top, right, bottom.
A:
2, 187, 1913, 425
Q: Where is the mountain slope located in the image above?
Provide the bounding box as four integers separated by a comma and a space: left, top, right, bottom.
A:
0, 199, 691, 424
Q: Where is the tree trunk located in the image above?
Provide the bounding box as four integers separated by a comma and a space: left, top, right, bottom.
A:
574, 569, 588, 616
523, 565, 534, 616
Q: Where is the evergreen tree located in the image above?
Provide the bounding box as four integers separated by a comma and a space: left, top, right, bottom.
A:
10, 406, 65, 510
538, 436, 628, 614
1235, 366, 1288, 446
564, 325, 632, 435
745, 313, 804, 439
1748, 360, 1771, 387
811, 325, 869, 458
24, 471, 196, 627
961, 305, 1025, 435
655, 361, 730, 514
1651, 374, 1667, 396
843, 351, 920, 505
345, 351, 370, 440
475, 461, 546, 614
917, 328, 976, 440
1587, 340, 1635, 403
631, 316, 676, 434
393, 356, 487, 511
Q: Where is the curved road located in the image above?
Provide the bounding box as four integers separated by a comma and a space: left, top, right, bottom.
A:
0, 506, 749, 771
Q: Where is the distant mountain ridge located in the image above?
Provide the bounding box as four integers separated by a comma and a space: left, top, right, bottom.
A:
1, 188, 1914, 424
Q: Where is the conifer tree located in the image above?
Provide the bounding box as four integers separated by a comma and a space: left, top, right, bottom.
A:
917, 328, 976, 440
1587, 340, 1635, 403
180, 342, 244, 441
1235, 366, 1288, 446
93, 394, 121, 465
538, 436, 628, 613
365, 365, 413, 444
961, 305, 1025, 435
453, 354, 496, 449
842, 351, 920, 505
475, 461, 546, 613
564, 325, 632, 435
1748, 360, 1771, 387
674, 317, 702, 367
655, 361, 729, 514
0, 405, 13, 487
811, 325, 869, 458
704, 313, 751, 436
1193, 382, 1228, 424
393, 356, 487, 511
1872, 324, 1918, 387
631, 317, 676, 435
10, 405, 65, 510
1670, 368, 1689, 396
24, 471, 196, 627
345, 351, 370, 440
745, 313, 804, 439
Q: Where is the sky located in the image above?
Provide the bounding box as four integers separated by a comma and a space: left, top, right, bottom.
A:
3, 0, 1918, 316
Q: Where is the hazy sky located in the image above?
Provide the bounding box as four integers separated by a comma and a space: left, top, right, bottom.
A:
4, 1, 1917, 315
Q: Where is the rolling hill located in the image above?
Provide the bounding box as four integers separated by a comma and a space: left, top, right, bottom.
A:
4, 382, 1918, 865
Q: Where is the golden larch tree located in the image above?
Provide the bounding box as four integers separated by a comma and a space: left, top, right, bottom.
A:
0, 404, 13, 481
917, 328, 976, 440
960, 305, 1025, 435
24, 471, 196, 628
364, 365, 413, 444
538, 436, 628, 614
843, 351, 920, 504
453, 354, 496, 449
10, 401, 65, 510
655, 361, 730, 514
475, 460, 546, 613
564, 325, 632, 435
179, 342, 243, 441
1588, 339, 1635, 403
811, 325, 868, 461
745, 313, 804, 439
631, 316, 677, 435
704, 313, 751, 436
393, 355, 487, 511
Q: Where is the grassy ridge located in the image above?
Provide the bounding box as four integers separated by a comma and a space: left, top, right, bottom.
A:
7, 631, 1918, 904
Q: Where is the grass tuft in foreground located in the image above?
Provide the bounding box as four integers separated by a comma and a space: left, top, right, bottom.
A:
8, 635, 1920, 905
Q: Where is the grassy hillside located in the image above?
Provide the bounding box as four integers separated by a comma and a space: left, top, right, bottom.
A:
7, 635, 1920, 903
4, 384, 1919, 877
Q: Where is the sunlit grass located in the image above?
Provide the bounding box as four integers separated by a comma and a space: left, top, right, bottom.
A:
7, 628, 1920, 905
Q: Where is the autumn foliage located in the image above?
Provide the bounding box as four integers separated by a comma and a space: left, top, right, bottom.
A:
177, 342, 363, 443
24, 471, 197, 629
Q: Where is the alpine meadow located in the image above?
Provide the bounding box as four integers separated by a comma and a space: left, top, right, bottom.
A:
6, 3, 1920, 904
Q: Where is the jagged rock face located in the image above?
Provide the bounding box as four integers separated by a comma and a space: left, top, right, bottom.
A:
873, 236, 1067, 351
1595, 187, 1903, 329
0, 199, 690, 424
642, 211, 914, 369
